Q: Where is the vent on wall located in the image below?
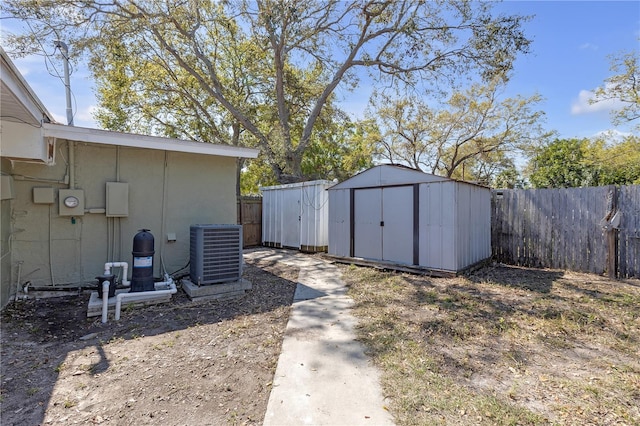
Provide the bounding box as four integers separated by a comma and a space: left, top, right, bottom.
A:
190, 224, 243, 285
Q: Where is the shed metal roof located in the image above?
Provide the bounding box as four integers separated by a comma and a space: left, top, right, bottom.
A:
329, 164, 449, 190
259, 179, 333, 191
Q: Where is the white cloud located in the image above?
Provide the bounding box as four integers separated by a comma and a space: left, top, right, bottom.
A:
11, 54, 45, 77
579, 42, 599, 51
74, 105, 98, 127
570, 89, 622, 115
50, 111, 66, 124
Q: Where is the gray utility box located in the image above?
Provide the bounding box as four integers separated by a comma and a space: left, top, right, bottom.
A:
189, 224, 243, 285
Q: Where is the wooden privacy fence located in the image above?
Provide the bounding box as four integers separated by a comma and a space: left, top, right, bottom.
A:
237, 196, 262, 247
491, 185, 640, 278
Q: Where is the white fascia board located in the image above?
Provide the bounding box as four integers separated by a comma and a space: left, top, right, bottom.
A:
42, 123, 259, 159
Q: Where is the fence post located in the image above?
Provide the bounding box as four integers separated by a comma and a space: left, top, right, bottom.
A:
605, 186, 619, 279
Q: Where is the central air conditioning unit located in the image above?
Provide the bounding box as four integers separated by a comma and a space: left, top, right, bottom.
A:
190, 224, 243, 285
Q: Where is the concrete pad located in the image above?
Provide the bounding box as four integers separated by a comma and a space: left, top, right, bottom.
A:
181, 278, 252, 301
245, 249, 394, 426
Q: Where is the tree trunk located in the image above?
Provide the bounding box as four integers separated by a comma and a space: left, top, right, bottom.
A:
235, 158, 243, 197
276, 152, 304, 184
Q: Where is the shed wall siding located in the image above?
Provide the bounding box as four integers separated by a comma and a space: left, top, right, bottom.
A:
300, 182, 329, 249
455, 183, 491, 270
328, 189, 350, 257
261, 189, 280, 247
261, 180, 330, 251
418, 182, 457, 271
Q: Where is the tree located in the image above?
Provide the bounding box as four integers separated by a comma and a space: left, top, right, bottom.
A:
366, 77, 547, 183
528, 139, 593, 188
590, 50, 640, 126
587, 134, 640, 185
493, 166, 527, 189
3, 0, 532, 183
241, 112, 377, 194
527, 135, 640, 188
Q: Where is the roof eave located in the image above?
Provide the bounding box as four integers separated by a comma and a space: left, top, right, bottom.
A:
42, 123, 259, 158
1, 47, 56, 125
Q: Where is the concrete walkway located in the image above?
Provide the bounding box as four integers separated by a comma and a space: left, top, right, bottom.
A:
244, 249, 394, 426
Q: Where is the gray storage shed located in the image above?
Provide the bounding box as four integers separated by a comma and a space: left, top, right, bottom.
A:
261, 180, 331, 252
328, 165, 491, 274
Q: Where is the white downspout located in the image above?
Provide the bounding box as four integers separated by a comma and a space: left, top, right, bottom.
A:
114, 275, 176, 321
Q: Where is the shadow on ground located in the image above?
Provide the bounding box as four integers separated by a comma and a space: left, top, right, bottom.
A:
0, 255, 297, 426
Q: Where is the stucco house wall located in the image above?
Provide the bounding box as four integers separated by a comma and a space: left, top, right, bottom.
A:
1, 158, 13, 306
7, 140, 240, 293
0, 47, 258, 309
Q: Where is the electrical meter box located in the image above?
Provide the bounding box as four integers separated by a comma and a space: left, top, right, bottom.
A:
59, 189, 85, 216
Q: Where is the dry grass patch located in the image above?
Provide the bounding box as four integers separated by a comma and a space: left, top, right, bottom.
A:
341, 264, 640, 425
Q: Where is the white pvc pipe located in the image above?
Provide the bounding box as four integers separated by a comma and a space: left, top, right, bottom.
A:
101, 281, 110, 323
104, 262, 130, 287
114, 275, 176, 321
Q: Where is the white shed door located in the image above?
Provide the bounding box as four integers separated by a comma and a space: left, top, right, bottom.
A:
354, 186, 414, 265
382, 186, 414, 265
281, 189, 301, 248
354, 188, 383, 260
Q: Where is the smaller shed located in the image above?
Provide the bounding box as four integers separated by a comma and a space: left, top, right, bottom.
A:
328, 165, 490, 274
261, 180, 331, 252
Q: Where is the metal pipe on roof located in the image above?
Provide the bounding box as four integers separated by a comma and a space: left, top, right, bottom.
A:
54, 40, 73, 127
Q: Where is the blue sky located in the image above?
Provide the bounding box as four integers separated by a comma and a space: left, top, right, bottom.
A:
494, 0, 639, 139
2, 1, 639, 139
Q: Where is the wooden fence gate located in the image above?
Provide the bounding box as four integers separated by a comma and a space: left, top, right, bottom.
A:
237, 196, 262, 248
491, 185, 639, 278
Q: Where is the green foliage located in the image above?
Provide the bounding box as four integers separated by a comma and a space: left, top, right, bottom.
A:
241, 114, 376, 194
590, 50, 640, 127
589, 134, 640, 185
528, 139, 592, 188
493, 166, 527, 189
367, 77, 548, 183
301, 114, 376, 182
528, 135, 640, 188
3, 0, 533, 183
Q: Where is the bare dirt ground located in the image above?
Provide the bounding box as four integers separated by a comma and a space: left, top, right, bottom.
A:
2, 253, 639, 426
1, 257, 297, 426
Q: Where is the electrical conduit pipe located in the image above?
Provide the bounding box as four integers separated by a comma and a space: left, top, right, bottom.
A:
114, 274, 176, 321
